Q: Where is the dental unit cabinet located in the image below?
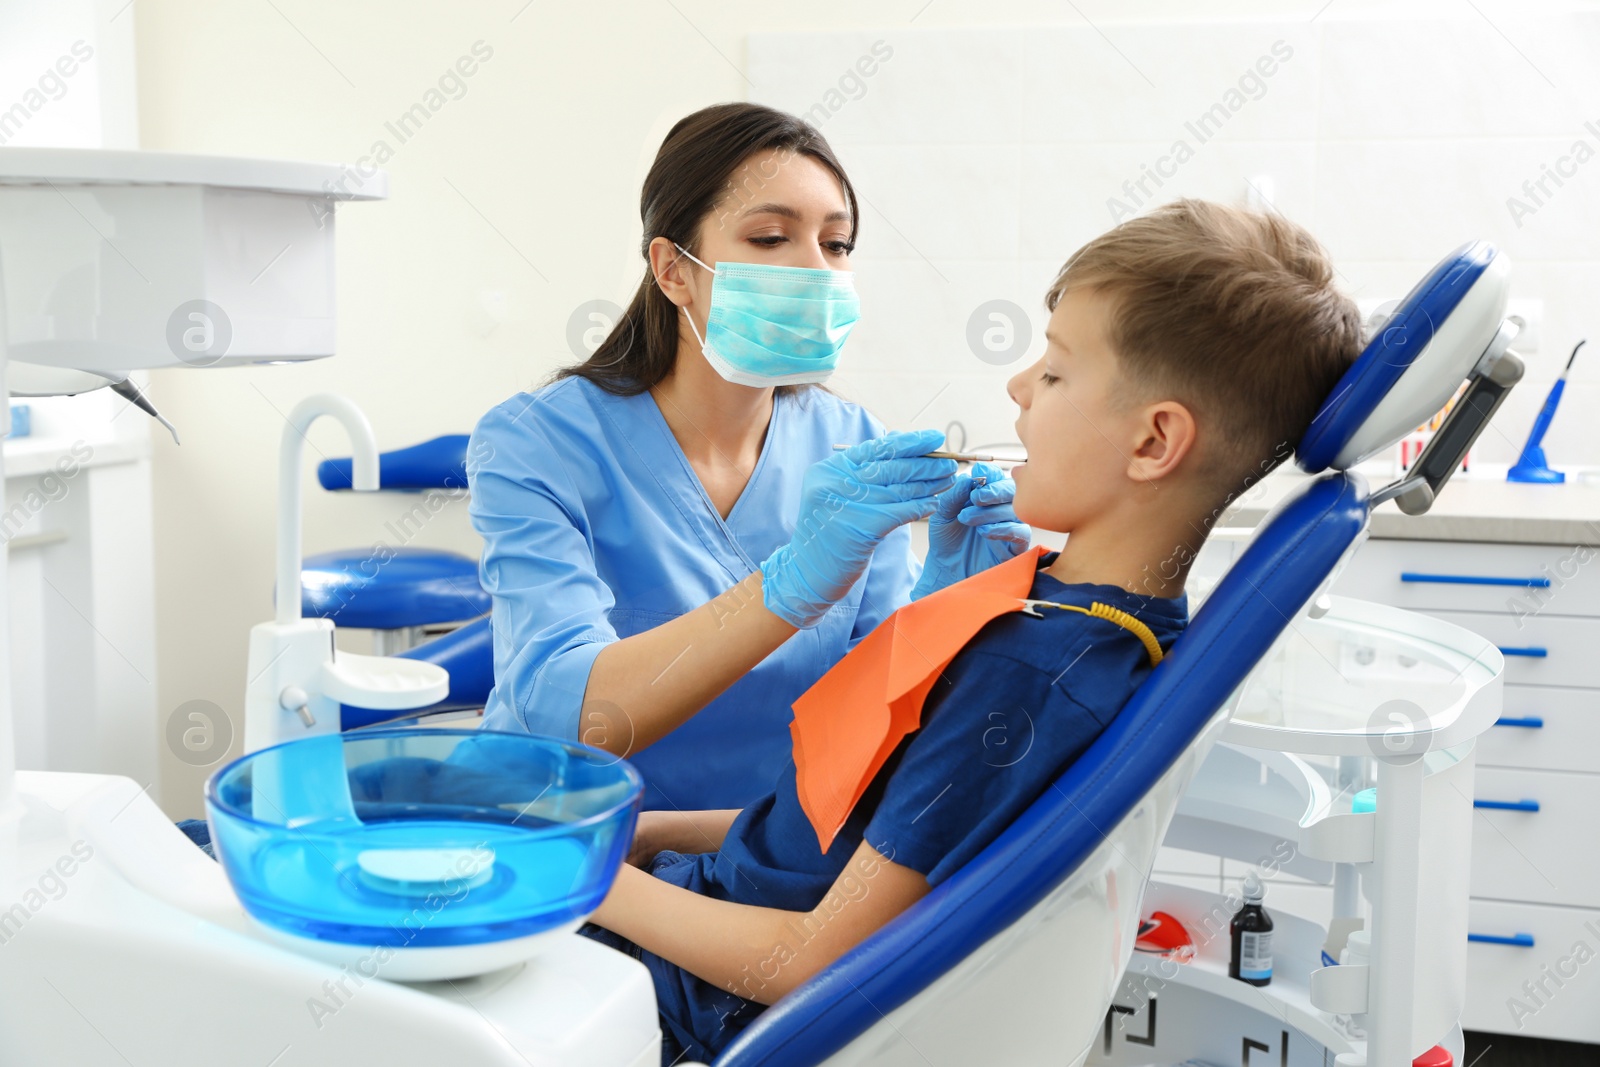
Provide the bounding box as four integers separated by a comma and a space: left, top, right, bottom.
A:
0, 149, 662, 1067
0, 147, 1522, 1067
1219, 473, 1600, 1046
1098, 598, 1503, 1066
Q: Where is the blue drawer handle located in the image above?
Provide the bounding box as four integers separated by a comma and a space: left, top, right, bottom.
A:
1494, 716, 1545, 729
1401, 572, 1550, 588
1469, 932, 1535, 947
1474, 798, 1540, 812
1497, 646, 1549, 658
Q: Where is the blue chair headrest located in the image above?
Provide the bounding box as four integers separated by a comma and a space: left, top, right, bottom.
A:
1297, 241, 1509, 474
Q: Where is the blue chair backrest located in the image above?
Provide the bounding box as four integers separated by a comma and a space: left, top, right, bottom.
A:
319, 434, 470, 492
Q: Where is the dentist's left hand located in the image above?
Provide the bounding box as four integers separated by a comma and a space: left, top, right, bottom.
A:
911, 462, 1031, 599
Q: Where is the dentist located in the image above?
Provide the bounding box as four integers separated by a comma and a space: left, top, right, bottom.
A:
468, 103, 1027, 812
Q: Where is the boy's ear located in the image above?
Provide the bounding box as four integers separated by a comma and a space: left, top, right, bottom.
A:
1127, 400, 1198, 484
649, 236, 697, 308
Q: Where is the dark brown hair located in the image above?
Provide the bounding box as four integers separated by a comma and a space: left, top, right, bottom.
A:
557, 103, 859, 396
1048, 199, 1362, 494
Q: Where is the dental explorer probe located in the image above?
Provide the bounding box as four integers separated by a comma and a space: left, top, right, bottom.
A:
830, 444, 1019, 464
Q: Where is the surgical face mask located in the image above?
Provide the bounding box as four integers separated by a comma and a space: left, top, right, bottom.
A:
673, 244, 860, 387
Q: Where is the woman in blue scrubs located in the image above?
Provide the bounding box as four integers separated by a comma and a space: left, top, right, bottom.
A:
468, 103, 1026, 812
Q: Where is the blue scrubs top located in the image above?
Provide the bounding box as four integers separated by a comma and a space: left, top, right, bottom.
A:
466, 376, 918, 811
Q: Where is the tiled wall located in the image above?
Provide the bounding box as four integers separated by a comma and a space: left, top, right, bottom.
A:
750, 13, 1600, 467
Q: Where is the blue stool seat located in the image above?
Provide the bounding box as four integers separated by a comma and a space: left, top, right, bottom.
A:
300, 546, 490, 629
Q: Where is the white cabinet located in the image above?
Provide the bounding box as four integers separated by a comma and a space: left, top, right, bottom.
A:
4, 432, 157, 786
1330, 539, 1600, 618
1468, 767, 1600, 910
1333, 535, 1600, 1043
1422, 610, 1600, 689
1463, 899, 1600, 1043
1479, 686, 1600, 774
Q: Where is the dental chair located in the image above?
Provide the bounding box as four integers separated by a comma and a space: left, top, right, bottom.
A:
302, 434, 489, 655
705, 242, 1520, 1066
335, 242, 1517, 1066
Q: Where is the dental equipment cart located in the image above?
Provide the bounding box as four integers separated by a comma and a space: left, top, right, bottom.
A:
1225, 474, 1600, 1048
1093, 594, 1502, 1067
0, 148, 1517, 1067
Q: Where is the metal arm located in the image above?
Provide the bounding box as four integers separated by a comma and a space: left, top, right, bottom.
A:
275, 394, 379, 625
1372, 321, 1526, 516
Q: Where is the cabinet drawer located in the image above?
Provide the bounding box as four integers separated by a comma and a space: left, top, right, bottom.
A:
1479, 686, 1600, 774
1334, 539, 1600, 618
1424, 610, 1600, 689
1470, 767, 1600, 908
1462, 898, 1600, 1043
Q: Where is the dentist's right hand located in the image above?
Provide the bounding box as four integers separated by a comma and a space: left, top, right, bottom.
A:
762, 428, 958, 629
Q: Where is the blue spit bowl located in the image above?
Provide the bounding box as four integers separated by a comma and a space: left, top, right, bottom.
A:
206, 729, 641, 961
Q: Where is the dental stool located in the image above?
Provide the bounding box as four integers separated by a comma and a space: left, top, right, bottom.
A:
708, 242, 1521, 1067
305, 433, 489, 655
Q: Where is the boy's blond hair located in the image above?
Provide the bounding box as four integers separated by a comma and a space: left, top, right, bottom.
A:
1048, 199, 1362, 497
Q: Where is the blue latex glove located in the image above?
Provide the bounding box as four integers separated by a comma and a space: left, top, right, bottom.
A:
762, 428, 957, 628
911, 461, 1032, 600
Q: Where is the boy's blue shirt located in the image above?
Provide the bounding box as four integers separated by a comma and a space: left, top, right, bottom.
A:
617, 552, 1188, 1062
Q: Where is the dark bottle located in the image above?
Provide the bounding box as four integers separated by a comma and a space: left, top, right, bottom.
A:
1229, 872, 1274, 987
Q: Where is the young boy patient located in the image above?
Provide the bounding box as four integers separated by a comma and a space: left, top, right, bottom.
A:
585, 199, 1364, 1062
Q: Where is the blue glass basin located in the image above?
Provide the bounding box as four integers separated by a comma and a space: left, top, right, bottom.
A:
206, 729, 641, 949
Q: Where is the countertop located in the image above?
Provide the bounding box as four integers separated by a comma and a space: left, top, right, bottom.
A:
1219, 465, 1600, 547
3, 435, 147, 478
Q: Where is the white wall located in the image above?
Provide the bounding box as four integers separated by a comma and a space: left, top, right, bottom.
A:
134, 0, 1600, 816
747, 9, 1600, 461
0, 0, 139, 149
